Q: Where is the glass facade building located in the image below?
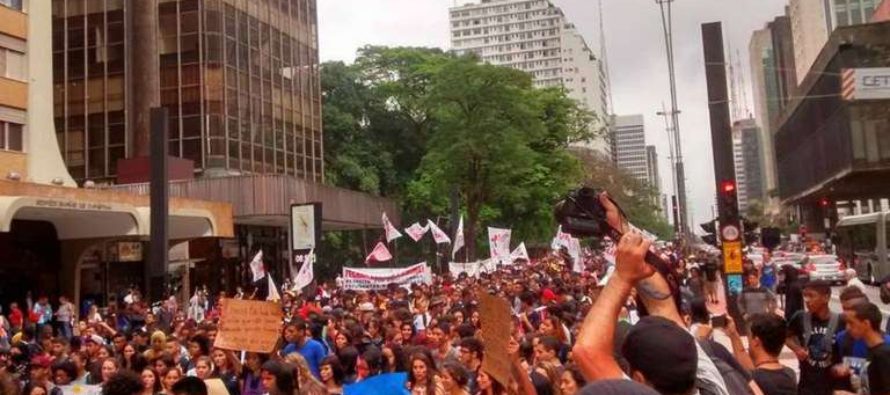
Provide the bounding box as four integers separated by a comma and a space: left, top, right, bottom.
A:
51, 0, 322, 183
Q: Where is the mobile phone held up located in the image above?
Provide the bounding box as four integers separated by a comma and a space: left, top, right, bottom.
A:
711, 315, 728, 328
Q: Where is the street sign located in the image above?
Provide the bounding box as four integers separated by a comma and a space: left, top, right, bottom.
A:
723, 240, 743, 274
721, 224, 740, 242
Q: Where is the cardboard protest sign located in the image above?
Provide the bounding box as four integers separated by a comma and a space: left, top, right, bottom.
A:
476, 290, 514, 388
214, 299, 282, 353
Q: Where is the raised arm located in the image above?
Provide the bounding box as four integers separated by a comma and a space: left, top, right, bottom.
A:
573, 232, 653, 381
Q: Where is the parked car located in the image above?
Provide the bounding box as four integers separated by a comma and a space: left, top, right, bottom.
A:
803, 255, 845, 285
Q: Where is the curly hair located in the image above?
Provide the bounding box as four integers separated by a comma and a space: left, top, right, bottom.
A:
101, 370, 143, 395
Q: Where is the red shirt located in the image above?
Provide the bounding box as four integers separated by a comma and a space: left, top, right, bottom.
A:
9, 307, 23, 327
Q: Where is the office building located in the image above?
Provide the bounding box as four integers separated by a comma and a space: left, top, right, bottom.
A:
790, 0, 877, 84
612, 114, 648, 183
448, 0, 611, 155
732, 119, 765, 214
50, 0, 397, 291
645, 145, 660, 190
0, 0, 232, 307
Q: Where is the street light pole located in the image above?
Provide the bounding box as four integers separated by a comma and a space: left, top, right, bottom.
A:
656, 0, 689, 235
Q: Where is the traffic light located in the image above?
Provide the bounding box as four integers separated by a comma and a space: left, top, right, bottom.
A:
718, 180, 739, 223
819, 197, 830, 207
700, 219, 718, 246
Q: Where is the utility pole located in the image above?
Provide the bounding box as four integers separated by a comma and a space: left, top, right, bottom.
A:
657, 103, 680, 233
655, 0, 689, 235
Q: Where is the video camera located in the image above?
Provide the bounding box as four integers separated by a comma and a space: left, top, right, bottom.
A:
554, 187, 679, 302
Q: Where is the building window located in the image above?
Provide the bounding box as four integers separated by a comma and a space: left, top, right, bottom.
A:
1, 48, 27, 81
0, 0, 23, 11
0, 121, 24, 152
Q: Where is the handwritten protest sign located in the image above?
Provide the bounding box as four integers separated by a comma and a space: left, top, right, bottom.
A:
477, 290, 513, 388
214, 299, 282, 353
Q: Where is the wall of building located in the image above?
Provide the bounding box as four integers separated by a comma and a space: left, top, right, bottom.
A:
613, 114, 648, 182
449, 0, 611, 156
52, 0, 324, 183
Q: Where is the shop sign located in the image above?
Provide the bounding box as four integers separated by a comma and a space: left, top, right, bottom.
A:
34, 199, 114, 211
117, 242, 143, 262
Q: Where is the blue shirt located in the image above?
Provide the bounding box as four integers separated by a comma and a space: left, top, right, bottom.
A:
837, 330, 890, 358
283, 338, 326, 379
344, 373, 409, 395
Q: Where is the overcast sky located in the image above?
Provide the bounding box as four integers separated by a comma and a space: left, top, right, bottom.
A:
318, 0, 788, 228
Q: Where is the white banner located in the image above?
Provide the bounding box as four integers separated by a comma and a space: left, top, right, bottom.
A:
488, 227, 512, 263
59, 384, 102, 395
427, 220, 452, 244
449, 260, 497, 278
341, 262, 431, 291
569, 238, 583, 273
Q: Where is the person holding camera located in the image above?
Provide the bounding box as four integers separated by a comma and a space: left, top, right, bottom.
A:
569, 192, 733, 395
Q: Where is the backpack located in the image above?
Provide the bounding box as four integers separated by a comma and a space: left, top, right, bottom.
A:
802, 312, 841, 363
697, 340, 753, 395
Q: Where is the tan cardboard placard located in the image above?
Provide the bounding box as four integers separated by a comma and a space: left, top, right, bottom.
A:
214, 299, 282, 353
477, 290, 513, 388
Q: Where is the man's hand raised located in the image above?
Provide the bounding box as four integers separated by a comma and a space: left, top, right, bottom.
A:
615, 232, 655, 285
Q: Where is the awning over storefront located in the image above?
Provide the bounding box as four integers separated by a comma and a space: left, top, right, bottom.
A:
0, 180, 233, 240
112, 175, 400, 230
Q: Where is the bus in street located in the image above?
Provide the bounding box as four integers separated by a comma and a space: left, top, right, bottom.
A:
836, 211, 890, 284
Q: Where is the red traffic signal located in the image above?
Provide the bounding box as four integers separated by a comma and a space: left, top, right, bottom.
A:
721, 181, 736, 193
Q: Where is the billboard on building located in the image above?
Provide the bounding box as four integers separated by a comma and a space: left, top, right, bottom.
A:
842, 68, 890, 100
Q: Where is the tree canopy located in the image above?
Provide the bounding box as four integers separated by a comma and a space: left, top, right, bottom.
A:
320, 46, 673, 265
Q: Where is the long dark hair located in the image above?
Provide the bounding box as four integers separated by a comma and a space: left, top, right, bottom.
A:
407, 352, 438, 395
261, 360, 299, 395
319, 356, 344, 386
141, 367, 162, 393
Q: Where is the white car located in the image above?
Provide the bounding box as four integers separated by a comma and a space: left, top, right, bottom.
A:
803, 255, 845, 284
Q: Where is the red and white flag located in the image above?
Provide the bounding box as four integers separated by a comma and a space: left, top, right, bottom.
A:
510, 242, 530, 263
452, 216, 465, 260
405, 222, 429, 242
488, 227, 512, 264
365, 242, 393, 264
427, 220, 451, 244
382, 212, 403, 242
249, 250, 265, 282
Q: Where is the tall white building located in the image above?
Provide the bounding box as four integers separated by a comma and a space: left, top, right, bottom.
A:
613, 115, 648, 183
790, 0, 877, 84
448, 0, 611, 155
733, 135, 749, 214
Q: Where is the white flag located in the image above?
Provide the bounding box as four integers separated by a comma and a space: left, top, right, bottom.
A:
405, 222, 429, 242
452, 216, 465, 260
427, 220, 451, 244
569, 238, 583, 273
365, 242, 393, 264
249, 250, 265, 282
382, 212, 403, 242
551, 225, 572, 251
266, 276, 281, 301
488, 227, 512, 264
293, 250, 315, 292
510, 242, 530, 262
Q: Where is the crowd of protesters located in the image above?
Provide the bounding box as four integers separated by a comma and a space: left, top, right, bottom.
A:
1, 195, 890, 395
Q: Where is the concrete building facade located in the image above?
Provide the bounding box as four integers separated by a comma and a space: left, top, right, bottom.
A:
612, 114, 648, 183
790, 0, 877, 84
448, 0, 611, 155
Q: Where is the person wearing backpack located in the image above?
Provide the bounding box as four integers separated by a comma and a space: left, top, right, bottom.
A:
786, 281, 846, 395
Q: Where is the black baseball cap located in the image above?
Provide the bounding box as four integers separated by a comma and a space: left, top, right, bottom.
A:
621, 316, 698, 394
